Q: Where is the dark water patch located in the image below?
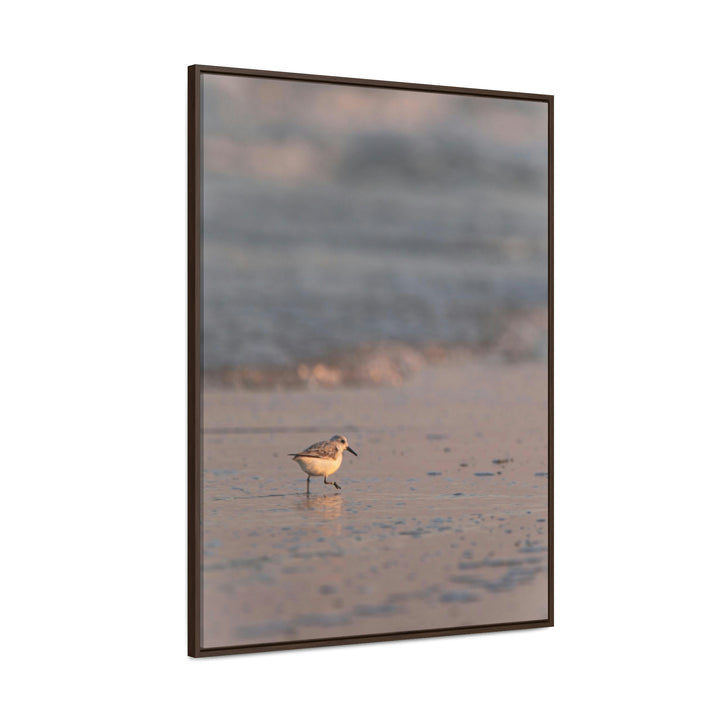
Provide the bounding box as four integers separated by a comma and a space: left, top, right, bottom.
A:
535, 472, 548, 477
319, 584, 338, 595
492, 458, 514, 464
474, 472, 495, 477
296, 613, 352, 627
204, 555, 272, 572
354, 604, 400, 617
398, 529, 427, 538
520, 541, 548, 553
291, 550, 344, 560
458, 558, 524, 570
281, 566, 307, 574
426, 434, 447, 440
387, 585, 440, 604
235, 621, 294, 640
427, 471, 442, 476
344, 526, 369, 535
450, 565, 542, 592
481, 567, 541, 592
440, 591, 479, 603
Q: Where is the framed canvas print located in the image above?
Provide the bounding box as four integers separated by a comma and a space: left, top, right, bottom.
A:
188, 64, 553, 656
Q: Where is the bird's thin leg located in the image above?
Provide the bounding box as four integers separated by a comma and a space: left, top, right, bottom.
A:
324, 476, 341, 491
306, 475, 311, 494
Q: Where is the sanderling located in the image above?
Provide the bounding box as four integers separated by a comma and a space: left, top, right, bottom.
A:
289, 434, 358, 493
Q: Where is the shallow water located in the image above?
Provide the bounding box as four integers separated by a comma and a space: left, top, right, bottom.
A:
199, 359, 549, 648
201, 431, 548, 646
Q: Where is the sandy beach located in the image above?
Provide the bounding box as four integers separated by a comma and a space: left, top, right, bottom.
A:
200, 358, 549, 649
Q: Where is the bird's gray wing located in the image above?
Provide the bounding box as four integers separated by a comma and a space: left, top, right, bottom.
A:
290, 440, 336, 459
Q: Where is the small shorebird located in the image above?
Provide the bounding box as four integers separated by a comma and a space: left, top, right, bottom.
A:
289, 434, 358, 493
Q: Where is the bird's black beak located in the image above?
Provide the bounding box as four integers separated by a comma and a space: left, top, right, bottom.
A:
347, 447, 358, 456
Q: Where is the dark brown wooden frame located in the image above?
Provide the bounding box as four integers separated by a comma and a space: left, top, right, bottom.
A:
188, 64, 554, 657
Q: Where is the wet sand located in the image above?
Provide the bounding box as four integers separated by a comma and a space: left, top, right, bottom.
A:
201, 359, 549, 649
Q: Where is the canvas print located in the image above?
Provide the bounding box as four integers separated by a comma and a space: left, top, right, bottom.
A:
190, 67, 552, 654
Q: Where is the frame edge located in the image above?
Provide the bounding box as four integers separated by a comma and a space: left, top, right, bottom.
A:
547, 95, 554, 629
187, 64, 554, 655
192, 64, 553, 103
188, 64, 202, 658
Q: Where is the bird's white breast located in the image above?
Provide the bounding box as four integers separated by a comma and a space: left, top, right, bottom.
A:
293, 453, 343, 477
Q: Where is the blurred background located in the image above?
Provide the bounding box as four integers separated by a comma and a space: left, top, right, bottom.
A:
202, 74, 548, 386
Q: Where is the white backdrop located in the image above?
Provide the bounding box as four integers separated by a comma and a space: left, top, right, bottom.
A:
3, 2, 719, 718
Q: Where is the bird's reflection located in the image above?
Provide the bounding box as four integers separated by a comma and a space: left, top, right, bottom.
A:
298, 493, 343, 516
297, 494, 344, 536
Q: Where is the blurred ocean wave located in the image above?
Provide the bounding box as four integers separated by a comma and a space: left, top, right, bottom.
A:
202, 182, 547, 375
205, 306, 547, 391
201, 75, 548, 379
